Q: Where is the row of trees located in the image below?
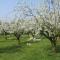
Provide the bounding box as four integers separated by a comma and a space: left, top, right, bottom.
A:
0, 0, 60, 51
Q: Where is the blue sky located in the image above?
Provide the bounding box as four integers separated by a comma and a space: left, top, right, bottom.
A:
0, 0, 45, 21
0, 0, 17, 17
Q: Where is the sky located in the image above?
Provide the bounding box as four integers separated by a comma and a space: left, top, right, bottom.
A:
0, 0, 45, 21
0, 0, 17, 17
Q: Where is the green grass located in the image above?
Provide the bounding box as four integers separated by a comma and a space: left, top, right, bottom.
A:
0, 35, 60, 60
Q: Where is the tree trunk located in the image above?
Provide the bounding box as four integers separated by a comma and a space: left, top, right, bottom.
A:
50, 39, 56, 52
18, 39, 20, 45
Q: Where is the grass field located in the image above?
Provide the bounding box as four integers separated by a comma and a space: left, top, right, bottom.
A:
0, 35, 60, 60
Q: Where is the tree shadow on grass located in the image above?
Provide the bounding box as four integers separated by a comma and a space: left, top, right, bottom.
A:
47, 45, 60, 54
0, 40, 41, 54
0, 39, 35, 53
0, 45, 24, 53
56, 45, 60, 53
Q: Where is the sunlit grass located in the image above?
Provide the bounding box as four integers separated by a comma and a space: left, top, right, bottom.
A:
0, 35, 60, 60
